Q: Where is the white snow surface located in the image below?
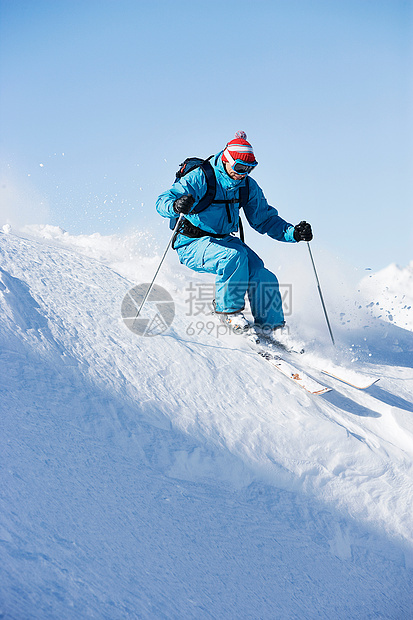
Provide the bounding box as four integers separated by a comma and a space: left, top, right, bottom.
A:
360, 261, 413, 332
1, 224, 413, 619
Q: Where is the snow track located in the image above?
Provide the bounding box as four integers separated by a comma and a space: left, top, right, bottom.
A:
1, 228, 412, 619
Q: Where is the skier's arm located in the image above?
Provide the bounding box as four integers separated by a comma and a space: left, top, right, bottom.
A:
243, 180, 296, 242
156, 170, 207, 219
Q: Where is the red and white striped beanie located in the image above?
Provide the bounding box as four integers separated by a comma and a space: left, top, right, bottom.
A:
222, 131, 256, 164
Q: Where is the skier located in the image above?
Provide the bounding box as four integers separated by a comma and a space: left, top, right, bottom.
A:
156, 131, 313, 337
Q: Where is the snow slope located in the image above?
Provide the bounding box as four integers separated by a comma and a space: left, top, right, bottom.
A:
1, 225, 412, 619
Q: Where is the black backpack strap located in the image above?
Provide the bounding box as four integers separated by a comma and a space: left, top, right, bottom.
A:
238, 216, 245, 243
238, 176, 249, 243
190, 157, 216, 214
211, 176, 250, 241
213, 176, 249, 207
239, 176, 249, 210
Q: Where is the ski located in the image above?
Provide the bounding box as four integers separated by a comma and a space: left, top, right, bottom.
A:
245, 330, 379, 391
320, 366, 379, 390
214, 314, 374, 394
256, 350, 331, 395
237, 330, 330, 394
248, 335, 377, 392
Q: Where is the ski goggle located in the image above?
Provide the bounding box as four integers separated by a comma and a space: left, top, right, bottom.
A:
223, 148, 258, 175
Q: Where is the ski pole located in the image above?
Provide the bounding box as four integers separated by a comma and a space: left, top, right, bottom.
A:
306, 242, 336, 346
133, 214, 184, 321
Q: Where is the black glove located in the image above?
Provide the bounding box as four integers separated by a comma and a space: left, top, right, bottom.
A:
293, 221, 313, 242
173, 194, 195, 215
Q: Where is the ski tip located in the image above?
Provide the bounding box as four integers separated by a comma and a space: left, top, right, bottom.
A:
321, 370, 380, 390
352, 378, 380, 390
314, 386, 333, 395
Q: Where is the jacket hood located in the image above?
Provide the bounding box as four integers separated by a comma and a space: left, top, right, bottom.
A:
212, 151, 247, 191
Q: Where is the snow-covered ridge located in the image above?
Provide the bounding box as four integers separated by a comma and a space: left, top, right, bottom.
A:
1, 225, 412, 618
17, 224, 413, 334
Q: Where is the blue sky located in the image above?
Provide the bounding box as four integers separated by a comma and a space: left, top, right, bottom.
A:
1, 0, 412, 271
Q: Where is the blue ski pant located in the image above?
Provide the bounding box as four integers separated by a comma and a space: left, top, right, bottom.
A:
176, 235, 285, 328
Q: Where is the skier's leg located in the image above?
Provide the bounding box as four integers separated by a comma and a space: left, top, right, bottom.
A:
176, 237, 249, 313
244, 246, 285, 328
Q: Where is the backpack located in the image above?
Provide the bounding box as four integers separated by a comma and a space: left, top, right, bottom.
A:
169, 155, 249, 242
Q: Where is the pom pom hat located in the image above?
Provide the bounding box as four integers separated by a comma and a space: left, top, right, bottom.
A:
222, 131, 257, 165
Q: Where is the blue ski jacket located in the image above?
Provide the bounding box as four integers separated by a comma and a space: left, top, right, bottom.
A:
156, 152, 296, 248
